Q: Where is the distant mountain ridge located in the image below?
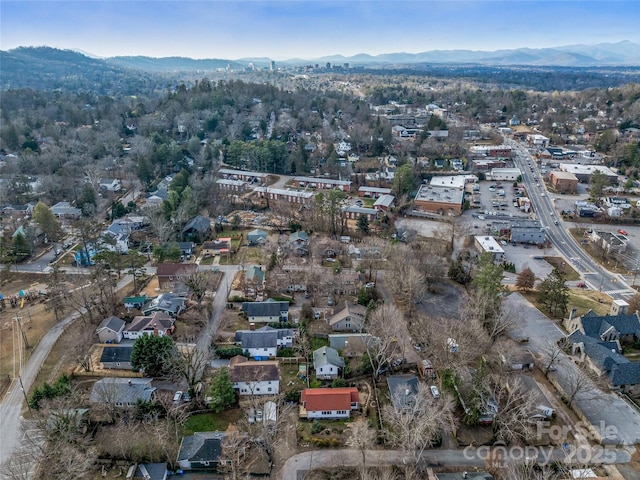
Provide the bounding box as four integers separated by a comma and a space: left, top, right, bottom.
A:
306, 41, 640, 67
2, 42, 640, 92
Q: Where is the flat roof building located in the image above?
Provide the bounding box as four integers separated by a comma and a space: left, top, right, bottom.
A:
559, 164, 618, 183
549, 170, 579, 193
474, 236, 505, 262
413, 184, 464, 215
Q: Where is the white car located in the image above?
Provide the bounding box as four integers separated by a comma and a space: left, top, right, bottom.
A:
430, 386, 440, 399
173, 391, 183, 404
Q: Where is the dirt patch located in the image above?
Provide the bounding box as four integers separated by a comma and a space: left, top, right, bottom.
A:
0, 274, 57, 381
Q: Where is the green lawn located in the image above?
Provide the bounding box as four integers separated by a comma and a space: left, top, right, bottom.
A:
182, 409, 243, 435
543, 256, 580, 281
520, 288, 610, 319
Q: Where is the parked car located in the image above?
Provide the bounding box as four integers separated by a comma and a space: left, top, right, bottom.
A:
256, 409, 263, 423
430, 386, 440, 399
173, 391, 183, 404
577, 282, 587, 288
617, 229, 628, 235
248, 408, 256, 424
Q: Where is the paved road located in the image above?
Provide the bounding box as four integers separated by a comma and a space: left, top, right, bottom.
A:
276, 446, 631, 480
196, 264, 241, 354
505, 292, 640, 445
0, 274, 134, 473
505, 139, 635, 300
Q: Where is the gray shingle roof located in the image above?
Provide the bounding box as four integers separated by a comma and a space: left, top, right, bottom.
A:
237, 330, 278, 349
89, 378, 155, 404
181, 215, 211, 234
100, 346, 133, 363
177, 431, 225, 462
242, 301, 288, 318
581, 312, 640, 339
97, 316, 125, 333
387, 375, 419, 410
313, 346, 345, 369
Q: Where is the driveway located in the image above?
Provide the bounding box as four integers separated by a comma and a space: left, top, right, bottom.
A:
505, 292, 640, 445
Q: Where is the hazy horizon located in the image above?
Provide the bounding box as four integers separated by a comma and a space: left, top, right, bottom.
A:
1, 1, 639, 61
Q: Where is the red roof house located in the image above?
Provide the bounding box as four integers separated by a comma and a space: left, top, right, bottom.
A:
300, 387, 359, 419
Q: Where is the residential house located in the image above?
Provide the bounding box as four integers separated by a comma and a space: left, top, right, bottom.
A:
299, 387, 359, 419
313, 346, 345, 380
100, 230, 129, 254
235, 326, 293, 359
288, 231, 309, 256
123, 312, 176, 340
99, 178, 122, 192
229, 356, 280, 395
242, 300, 289, 323
565, 308, 640, 393
90, 377, 156, 408
177, 431, 227, 471
181, 215, 211, 242
123, 295, 147, 311
565, 309, 640, 346
177, 242, 195, 257
125, 463, 168, 480
201, 238, 231, 256
100, 346, 134, 370
567, 330, 640, 394
51, 201, 81, 219
156, 263, 197, 290
373, 194, 395, 213
387, 375, 419, 411
244, 265, 265, 286
328, 301, 367, 332
329, 333, 374, 356
247, 229, 267, 246
140, 294, 187, 317
96, 316, 126, 343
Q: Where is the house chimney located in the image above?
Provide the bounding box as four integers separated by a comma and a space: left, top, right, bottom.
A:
249, 322, 256, 331
568, 308, 577, 322
153, 323, 158, 336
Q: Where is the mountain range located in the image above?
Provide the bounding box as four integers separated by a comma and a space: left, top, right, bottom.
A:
305, 41, 640, 67
1, 42, 640, 93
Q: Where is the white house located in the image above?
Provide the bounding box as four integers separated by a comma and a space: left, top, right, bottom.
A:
228, 356, 280, 396
313, 346, 345, 380
300, 387, 359, 419
99, 178, 122, 192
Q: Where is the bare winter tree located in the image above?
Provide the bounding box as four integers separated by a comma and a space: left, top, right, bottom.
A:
415, 314, 490, 375
384, 245, 426, 306
562, 366, 602, 408
481, 374, 537, 445
147, 206, 175, 244
541, 340, 566, 378
382, 382, 456, 469
364, 304, 403, 379
345, 417, 377, 477
169, 345, 211, 393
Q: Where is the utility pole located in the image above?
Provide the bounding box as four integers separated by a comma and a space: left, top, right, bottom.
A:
19, 376, 32, 416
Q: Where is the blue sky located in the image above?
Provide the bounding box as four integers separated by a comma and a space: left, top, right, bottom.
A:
1, 1, 639, 60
